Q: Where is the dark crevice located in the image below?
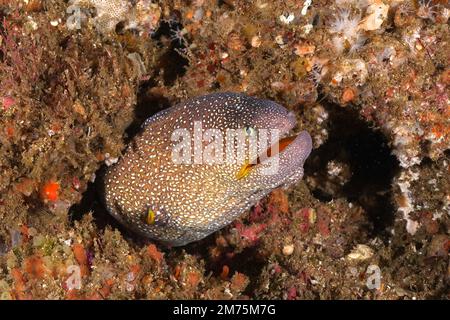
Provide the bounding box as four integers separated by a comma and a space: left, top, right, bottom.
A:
68, 175, 112, 226
184, 235, 266, 295
218, 0, 236, 9
159, 49, 189, 86
444, 149, 450, 158
304, 101, 400, 238
124, 79, 172, 142
151, 20, 189, 86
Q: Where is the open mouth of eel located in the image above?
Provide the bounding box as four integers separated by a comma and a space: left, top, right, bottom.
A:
236, 129, 305, 180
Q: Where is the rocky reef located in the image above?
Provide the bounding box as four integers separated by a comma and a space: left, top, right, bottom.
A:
0, 0, 448, 299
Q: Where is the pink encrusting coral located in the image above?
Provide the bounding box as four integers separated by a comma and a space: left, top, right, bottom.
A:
1, 97, 15, 111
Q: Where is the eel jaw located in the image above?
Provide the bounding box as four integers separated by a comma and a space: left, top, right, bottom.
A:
237, 128, 312, 182
237, 131, 312, 189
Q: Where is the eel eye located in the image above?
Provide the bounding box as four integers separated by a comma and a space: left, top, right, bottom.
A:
146, 208, 156, 225
245, 126, 256, 136
144, 207, 169, 226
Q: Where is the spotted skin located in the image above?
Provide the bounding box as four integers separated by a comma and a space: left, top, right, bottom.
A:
102, 92, 312, 246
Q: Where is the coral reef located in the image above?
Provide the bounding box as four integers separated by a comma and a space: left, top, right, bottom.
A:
0, 0, 448, 299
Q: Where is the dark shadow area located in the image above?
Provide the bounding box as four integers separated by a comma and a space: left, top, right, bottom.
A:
125, 18, 190, 139
218, 0, 236, 9
124, 79, 172, 141
68, 169, 123, 232
151, 19, 189, 86
220, 247, 266, 295
183, 234, 266, 295
304, 102, 400, 238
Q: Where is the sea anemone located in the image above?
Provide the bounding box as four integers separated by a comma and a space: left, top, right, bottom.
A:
308, 61, 327, 87
330, 9, 359, 38
417, 0, 438, 22
329, 10, 366, 53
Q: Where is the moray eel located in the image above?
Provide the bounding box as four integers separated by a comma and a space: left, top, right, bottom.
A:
102, 92, 312, 246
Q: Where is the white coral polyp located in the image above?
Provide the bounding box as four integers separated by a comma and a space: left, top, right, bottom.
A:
330, 10, 360, 38
329, 10, 365, 53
